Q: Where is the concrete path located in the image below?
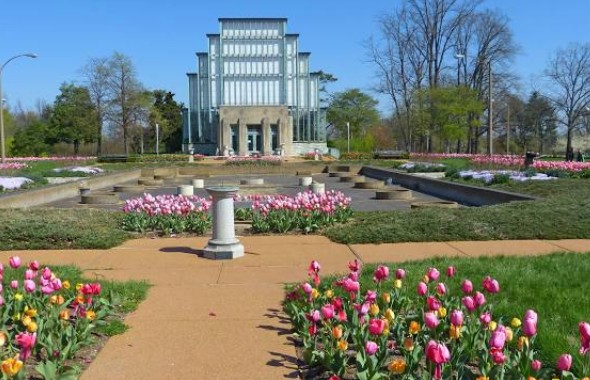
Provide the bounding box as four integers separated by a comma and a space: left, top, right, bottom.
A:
1, 237, 589, 379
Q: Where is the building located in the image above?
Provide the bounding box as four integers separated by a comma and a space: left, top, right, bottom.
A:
183, 18, 327, 156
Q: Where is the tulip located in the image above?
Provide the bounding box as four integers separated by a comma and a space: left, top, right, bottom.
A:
424, 312, 440, 329
480, 312, 492, 326
10, 280, 18, 290
1, 356, 23, 377
369, 303, 380, 316
365, 341, 378, 355
28, 261, 39, 271
482, 276, 500, 293
489, 325, 506, 349
388, 359, 406, 374
409, 321, 421, 335
436, 283, 447, 296
24, 269, 35, 280
8, 256, 21, 269
337, 339, 348, 351
426, 296, 441, 311
381, 292, 391, 304
332, 325, 343, 339
308, 260, 321, 275
23, 280, 35, 293
395, 268, 406, 279
491, 348, 505, 364
450, 310, 464, 326
321, 304, 335, 320
437, 307, 447, 318
328, 375, 340, 380
373, 265, 389, 282
511, 318, 522, 328
348, 259, 360, 273
446, 266, 456, 277
426, 340, 450, 380
531, 359, 542, 372
342, 278, 360, 295
522, 310, 538, 337
462, 296, 476, 312
461, 279, 473, 294
474, 291, 486, 307
15, 332, 36, 361
427, 267, 440, 281
384, 308, 395, 322
579, 321, 590, 354
365, 290, 377, 303
369, 318, 386, 335
393, 279, 402, 289
417, 282, 428, 296
449, 324, 461, 339
556, 354, 572, 371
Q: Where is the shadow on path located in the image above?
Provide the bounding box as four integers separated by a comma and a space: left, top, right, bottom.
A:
159, 246, 204, 257
259, 308, 300, 378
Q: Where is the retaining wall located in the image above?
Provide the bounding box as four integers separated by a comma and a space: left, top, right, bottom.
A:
360, 166, 538, 206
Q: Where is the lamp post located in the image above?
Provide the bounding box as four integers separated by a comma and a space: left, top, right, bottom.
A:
454, 53, 464, 86
346, 122, 350, 153
487, 61, 493, 156
0, 53, 37, 163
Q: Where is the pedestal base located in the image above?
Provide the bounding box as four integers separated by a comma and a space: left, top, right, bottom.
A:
203, 239, 245, 260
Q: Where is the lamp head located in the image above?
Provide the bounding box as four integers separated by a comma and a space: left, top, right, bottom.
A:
26, 53, 38, 59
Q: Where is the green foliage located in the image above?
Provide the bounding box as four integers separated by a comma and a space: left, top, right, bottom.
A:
11, 120, 54, 156
330, 134, 376, 153
339, 151, 374, 160
121, 212, 211, 235
0, 208, 130, 250
251, 207, 352, 234
327, 89, 380, 138
150, 90, 184, 153
324, 179, 590, 244
49, 83, 99, 154
234, 207, 253, 221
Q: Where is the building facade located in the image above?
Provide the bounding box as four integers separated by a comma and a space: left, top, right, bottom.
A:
183, 18, 327, 156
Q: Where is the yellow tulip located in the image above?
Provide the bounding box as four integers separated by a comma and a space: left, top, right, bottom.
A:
62, 280, 71, 289
393, 279, 402, 289
518, 336, 529, 350
76, 283, 83, 291
59, 310, 71, 320
437, 307, 447, 318
337, 339, 348, 351
21, 315, 32, 327
24, 307, 37, 317
1, 356, 23, 377
511, 318, 522, 328
382, 292, 391, 304
384, 308, 395, 323
505, 327, 514, 342
409, 321, 421, 335
388, 359, 406, 374
488, 321, 497, 331
86, 310, 97, 321
311, 288, 320, 300
476, 377, 489, 380
450, 324, 461, 340
0, 332, 6, 346
369, 303, 380, 316
527, 377, 537, 380
27, 322, 38, 333
324, 289, 334, 299
13, 293, 23, 302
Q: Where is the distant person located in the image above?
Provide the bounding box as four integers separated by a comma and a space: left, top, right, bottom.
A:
576, 150, 585, 162
566, 146, 574, 162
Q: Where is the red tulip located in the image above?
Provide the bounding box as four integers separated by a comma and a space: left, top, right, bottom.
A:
373, 265, 390, 282
368, 318, 386, 335
426, 340, 450, 380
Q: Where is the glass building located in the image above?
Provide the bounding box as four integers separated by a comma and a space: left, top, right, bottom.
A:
183, 18, 327, 156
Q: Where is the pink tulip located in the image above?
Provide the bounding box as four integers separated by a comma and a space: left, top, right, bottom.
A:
417, 281, 428, 296
556, 354, 572, 371
15, 332, 36, 360
491, 348, 506, 364
9, 256, 21, 269
348, 259, 360, 273
461, 279, 473, 294
354, 302, 370, 316
579, 321, 590, 354
365, 341, 379, 355
436, 283, 446, 296
24, 269, 35, 280
373, 265, 389, 282
424, 312, 440, 329
480, 312, 492, 326
426, 296, 441, 311
23, 280, 35, 293
489, 325, 506, 349
426, 340, 450, 380
368, 318, 386, 335
450, 310, 464, 326
482, 276, 500, 293
364, 290, 377, 303
522, 309, 538, 337
308, 260, 321, 275
395, 268, 406, 279
474, 291, 486, 307
301, 283, 313, 294
10, 280, 18, 289
462, 296, 476, 312
342, 278, 360, 294
41, 267, 52, 280
28, 260, 39, 271
427, 267, 440, 281
531, 359, 542, 372
321, 304, 335, 320
446, 266, 456, 277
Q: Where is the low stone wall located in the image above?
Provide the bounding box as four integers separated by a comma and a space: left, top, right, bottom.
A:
360, 166, 538, 206
143, 162, 330, 177
0, 170, 142, 209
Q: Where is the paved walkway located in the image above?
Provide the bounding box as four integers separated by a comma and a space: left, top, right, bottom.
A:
1, 237, 589, 379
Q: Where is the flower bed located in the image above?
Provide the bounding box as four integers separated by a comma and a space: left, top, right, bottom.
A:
456, 170, 556, 184
0, 163, 28, 171
284, 261, 590, 379
234, 190, 352, 233
121, 193, 212, 234
0, 177, 33, 191
0, 256, 117, 379
51, 166, 104, 176
224, 156, 283, 166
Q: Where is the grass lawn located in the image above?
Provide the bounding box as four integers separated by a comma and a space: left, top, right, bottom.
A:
324, 178, 590, 244
315, 252, 590, 374
0, 208, 130, 250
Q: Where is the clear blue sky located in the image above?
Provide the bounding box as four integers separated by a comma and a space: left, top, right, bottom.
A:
1, 0, 589, 114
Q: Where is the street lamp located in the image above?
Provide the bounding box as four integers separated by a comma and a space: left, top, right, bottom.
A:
346, 122, 350, 153
454, 53, 465, 86
487, 61, 493, 156
0, 53, 37, 163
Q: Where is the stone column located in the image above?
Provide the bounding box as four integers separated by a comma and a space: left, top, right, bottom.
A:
238, 121, 248, 156
262, 117, 271, 155
203, 186, 244, 260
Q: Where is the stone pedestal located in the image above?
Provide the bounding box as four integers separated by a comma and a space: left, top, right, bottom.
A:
311, 182, 325, 194
192, 179, 205, 188
299, 176, 313, 186
178, 185, 194, 196
203, 187, 244, 260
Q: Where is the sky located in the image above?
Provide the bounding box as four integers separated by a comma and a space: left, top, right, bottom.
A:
1, 0, 589, 114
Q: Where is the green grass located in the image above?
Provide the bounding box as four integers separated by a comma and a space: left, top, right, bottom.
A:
0, 208, 131, 250
324, 179, 590, 244
349, 252, 590, 372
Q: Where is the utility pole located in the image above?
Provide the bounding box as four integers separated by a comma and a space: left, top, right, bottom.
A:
487, 61, 493, 156
506, 102, 510, 155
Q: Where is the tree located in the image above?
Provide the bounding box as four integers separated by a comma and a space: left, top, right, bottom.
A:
105, 52, 145, 155
545, 43, 590, 157
81, 57, 110, 156
327, 89, 380, 139
522, 92, 557, 154
49, 83, 98, 154
150, 90, 183, 152
11, 120, 52, 156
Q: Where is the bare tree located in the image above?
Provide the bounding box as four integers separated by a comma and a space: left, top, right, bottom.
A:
81, 57, 110, 156
105, 52, 144, 155
545, 42, 590, 158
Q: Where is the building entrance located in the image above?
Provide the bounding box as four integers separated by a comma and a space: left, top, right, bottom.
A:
247, 126, 262, 154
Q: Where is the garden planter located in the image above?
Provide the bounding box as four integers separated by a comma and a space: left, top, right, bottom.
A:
354, 181, 384, 189
113, 185, 145, 193
375, 189, 413, 200
310, 182, 325, 194
340, 175, 365, 183
80, 192, 120, 205
299, 177, 313, 186
177, 185, 194, 196
192, 179, 205, 188
410, 201, 458, 209
78, 188, 91, 196
240, 178, 264, 186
